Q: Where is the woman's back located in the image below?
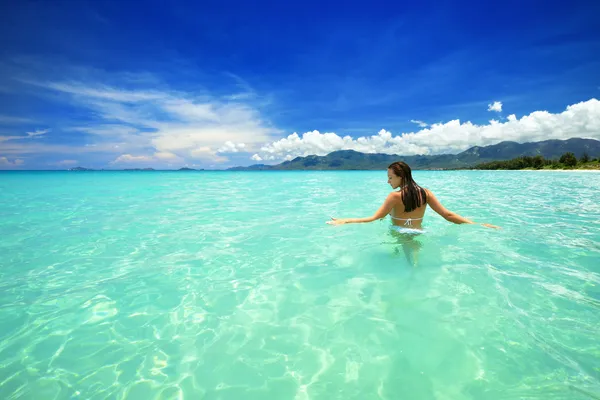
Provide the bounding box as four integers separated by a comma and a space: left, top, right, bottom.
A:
389, 186, 428, 229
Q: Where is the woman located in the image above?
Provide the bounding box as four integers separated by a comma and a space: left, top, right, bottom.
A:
327, 161, 499, 230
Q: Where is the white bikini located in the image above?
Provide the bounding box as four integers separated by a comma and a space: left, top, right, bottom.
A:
390, 214, 423, 226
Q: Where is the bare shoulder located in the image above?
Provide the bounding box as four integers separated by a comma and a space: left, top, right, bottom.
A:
389, 190, 402, 200
383, 191, 402, 206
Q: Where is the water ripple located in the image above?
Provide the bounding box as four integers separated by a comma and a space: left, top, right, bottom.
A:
0, 170, 599, 399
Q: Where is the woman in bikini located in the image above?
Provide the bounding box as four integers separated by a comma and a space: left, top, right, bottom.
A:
327, 161, 499, 231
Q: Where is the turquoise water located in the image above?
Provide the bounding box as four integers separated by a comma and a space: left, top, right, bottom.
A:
1, 170, 599, 400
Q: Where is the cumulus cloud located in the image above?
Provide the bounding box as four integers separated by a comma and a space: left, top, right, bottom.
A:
488, 101, 503, 112
0, 157, 24, 167
252, 99, 600, 161
410, 119, 429, 128
217, 141, 246, 153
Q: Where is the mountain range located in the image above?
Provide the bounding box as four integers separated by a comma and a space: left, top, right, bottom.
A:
227, 138, 600, 171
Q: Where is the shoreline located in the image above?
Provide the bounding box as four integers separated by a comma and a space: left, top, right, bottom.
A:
469, 169, 600, 172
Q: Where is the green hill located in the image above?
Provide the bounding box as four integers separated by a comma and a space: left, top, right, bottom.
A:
228, 138, 600, 170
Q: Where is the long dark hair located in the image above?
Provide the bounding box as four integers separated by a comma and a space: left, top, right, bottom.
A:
388, 161, 427, 212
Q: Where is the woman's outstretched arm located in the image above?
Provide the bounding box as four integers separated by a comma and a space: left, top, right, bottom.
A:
426, 189, 499, 228
327, 192, 397, 225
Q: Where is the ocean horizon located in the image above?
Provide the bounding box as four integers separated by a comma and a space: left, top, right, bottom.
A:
1, 170, 599, 399
3, 168, 600, 172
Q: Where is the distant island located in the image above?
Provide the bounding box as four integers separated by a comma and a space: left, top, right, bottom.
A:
67, 167, 158, 171
68, 167, 94, 171
227, 138, 600, 171
473, 152, 600, 170
67, 166, 204, 171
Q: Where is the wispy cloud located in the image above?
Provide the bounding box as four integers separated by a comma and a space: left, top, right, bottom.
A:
32, 81, 166, 103
26, 129, 49, 137
0, 129, 49, 142
0, 141, 120, 155
111, 154, 154, 163
50, 159, 78, 167
110, 151, 184, 165
0, 115, 36, 125
0, 136, 18, 142
252, 98, 600, 161
410, 119, 429, 128
16, 76, 280, 165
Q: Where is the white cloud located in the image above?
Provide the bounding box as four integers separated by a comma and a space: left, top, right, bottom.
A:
35, 82, 165, 103
0, 157, 24, 167
251, 154, 263, 161
190, 146, 228, 163
0, 129, 49, 142
26, 129, 49, 137
217, 141, 246, 153
162, 99, 220, 122
253, 98, 600, 161
111, 154, 154, 164
19, 79, 278, 165
488, 101, 503, 112
71, 125, 139, 136
154, 151, 180, 161
410, 119, 429, 128
0, 142, 124, 155
111, 151, 185, 165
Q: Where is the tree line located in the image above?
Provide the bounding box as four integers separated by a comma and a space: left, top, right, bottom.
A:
473, 152, 598, 170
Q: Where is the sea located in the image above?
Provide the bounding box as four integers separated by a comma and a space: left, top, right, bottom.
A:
1, 170, 599, 400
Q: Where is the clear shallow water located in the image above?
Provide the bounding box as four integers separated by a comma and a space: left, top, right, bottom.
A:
0, 170, 599, 400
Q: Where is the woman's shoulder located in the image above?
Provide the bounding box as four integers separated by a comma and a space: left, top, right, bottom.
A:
388, 190, 405, 203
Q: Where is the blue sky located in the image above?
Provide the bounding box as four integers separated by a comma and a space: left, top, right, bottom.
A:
1, 0, 599, 169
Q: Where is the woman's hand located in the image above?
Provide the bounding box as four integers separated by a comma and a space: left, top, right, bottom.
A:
326, 217, 347, 225
481, 223, 501, 229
